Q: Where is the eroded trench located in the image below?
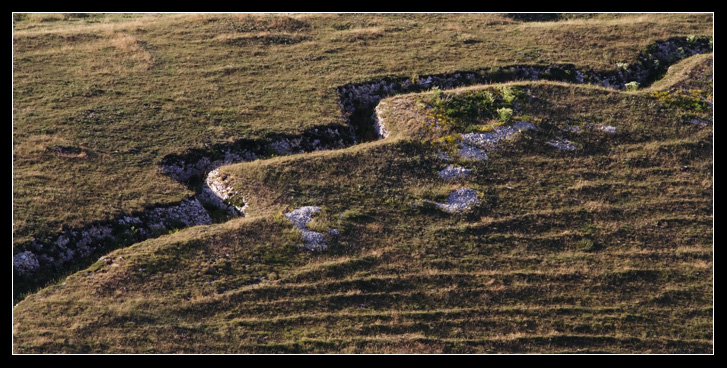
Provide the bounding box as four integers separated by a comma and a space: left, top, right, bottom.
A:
13, 36, 712, 299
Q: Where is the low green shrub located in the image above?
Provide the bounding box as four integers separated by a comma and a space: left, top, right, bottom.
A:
428, 86, 522, 131
651, 90, 711, 112
497, 107, 513, 122
625, 81, 640, 91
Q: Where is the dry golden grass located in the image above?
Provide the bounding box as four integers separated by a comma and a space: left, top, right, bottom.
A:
13, 13, 713, 354
13, 14, 711, 250
647, 52, 714, 92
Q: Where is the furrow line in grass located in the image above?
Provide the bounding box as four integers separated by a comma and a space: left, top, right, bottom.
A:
213, 316, 712, 344
427, 203, 712, 235
238, 334, 713, 354
179, 282, 710, 318
216, 306, 712, 335
270, 263, 709, 292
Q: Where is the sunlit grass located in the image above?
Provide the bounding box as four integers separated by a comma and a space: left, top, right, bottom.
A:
13, 13, 712, 354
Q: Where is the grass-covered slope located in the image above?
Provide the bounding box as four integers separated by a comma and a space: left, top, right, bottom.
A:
13, 45, 713, 353
13, 13, 712, 248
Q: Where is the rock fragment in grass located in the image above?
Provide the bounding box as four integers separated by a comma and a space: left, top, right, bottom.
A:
458, 121, 537, 160
285, 206, 329, 251
512, 120, 537, 131
438, 165, 471, 180
599, 125, 617, 134
461, 121, 537, 149
458, 144, 488, 160
285, 206, 320, 230
689, 117, 710, 126
433, 187, 481, 213
436, 150, 452, 161
547, 138, 578, 151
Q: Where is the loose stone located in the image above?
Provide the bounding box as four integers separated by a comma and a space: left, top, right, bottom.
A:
434, 187, 481, 213
438, 165, 472, 180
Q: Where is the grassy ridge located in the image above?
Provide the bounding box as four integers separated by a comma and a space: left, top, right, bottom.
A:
13, 13, 713, 248
13, 47, 713, 353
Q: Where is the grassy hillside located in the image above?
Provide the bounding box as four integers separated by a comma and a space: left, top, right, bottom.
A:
13, 13, 712, 353
13, 57, 713, 354
13, 12, 711, 246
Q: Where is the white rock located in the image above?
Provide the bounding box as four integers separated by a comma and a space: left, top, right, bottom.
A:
438, 165, 472, 180
599, 125, 617, 134
373, 102, 390, 139
433, 187, 481, 213
547, 138, 578, 151
458, 144, 488, 160
285, 206, 321, 230
285, 206, 330, 251
460, 121, 537, 153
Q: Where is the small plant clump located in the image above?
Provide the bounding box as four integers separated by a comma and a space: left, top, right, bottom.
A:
651, 89, 712, 112
427, 85, 524, 133
625, 81, 640, 91
498, 85, 523, 104
496, 107, 514, 122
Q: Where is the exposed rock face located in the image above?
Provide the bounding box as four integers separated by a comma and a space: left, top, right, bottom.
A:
160, 126, 354, 183
147, 198, 212, 228
373, 101, 390, 139
14, 198, 211, 277
175, 150, 255, 182
199, 168, 247, 217
458, 121, 538, 160
547, 138, 578, 151
438, 165, 472, 180
284, 206, 337, 251
13, 251, 39, 275
337, 36, 710, 142
434, 187, 481, 213
16, 127, 357, 278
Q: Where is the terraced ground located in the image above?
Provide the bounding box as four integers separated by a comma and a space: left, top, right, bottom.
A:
13, 13, 712, 353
